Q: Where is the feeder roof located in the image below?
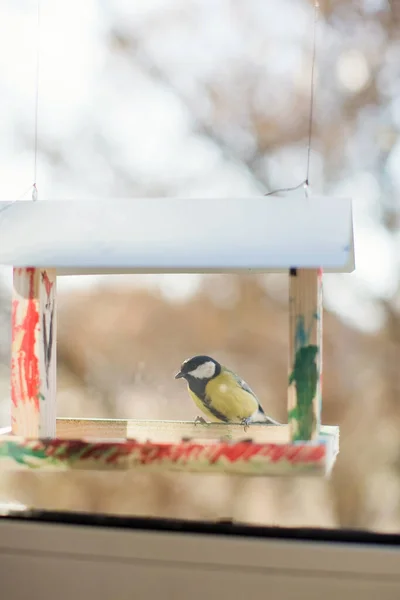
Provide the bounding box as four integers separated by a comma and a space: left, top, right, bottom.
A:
0, 196, 354, 275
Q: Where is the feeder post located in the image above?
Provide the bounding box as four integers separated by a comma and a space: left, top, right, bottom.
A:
11, 267, 57, 437
288, 268, 323, 441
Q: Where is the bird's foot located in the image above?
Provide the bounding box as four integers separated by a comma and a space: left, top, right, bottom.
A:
194, 416, 209, 426
240, 417, 252, 432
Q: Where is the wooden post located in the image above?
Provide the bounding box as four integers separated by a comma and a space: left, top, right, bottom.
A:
288, 268, 322, 441
11, 268, 57, 437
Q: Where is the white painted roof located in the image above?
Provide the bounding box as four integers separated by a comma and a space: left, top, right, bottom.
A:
0, 196, 354, 275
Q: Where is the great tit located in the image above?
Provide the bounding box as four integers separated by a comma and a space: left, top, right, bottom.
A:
175, 354, 280, 427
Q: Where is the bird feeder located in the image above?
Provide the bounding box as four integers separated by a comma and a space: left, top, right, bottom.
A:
0, 196, 354, 476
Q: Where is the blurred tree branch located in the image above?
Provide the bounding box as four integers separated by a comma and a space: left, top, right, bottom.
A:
108, 29, 276, 195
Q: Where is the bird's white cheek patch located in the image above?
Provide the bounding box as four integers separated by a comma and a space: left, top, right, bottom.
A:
189, 361, 216, 379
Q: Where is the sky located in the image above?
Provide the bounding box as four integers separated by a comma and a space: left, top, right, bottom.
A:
0, 0, 397, 334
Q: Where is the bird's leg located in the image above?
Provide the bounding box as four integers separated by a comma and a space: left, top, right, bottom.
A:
240, 417, 252, 432
194, 416, 209, 426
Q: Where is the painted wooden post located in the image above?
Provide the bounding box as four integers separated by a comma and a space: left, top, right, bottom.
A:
11, 267, 57, 437
288, 268, 323, 442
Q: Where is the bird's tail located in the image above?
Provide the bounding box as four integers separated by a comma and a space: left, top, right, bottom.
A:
253, 411, 282, 426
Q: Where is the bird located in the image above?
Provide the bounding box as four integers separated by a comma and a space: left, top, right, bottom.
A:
174, 354, 280, 428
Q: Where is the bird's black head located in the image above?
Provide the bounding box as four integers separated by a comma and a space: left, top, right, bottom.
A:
175, 355, 221, 382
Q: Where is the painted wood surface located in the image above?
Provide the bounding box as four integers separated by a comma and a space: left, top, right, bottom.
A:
288, 268, 323, 442
0, 197, 354, 274
11, 268, 57, 438
0, 434, 337, 476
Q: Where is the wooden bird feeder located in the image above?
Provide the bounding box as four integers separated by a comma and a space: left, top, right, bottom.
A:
0, 196, 354, 476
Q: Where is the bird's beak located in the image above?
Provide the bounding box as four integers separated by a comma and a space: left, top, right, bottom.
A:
175, 370, 184, 379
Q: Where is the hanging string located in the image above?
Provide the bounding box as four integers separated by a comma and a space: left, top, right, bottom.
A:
306, 0, 318, 187
265, 1, 319, 198
0, 2, 41, 216
32, 0, 41, 201
0, 185, 35, 216
17, 184, 35, 201
264, 180, 308, 197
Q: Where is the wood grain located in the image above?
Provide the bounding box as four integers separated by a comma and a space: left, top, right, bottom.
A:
55, 418, 337, 444
288, 268, 323, 442
11, 268, 57, 437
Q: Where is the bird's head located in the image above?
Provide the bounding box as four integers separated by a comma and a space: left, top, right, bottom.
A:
175, 355, 221, 382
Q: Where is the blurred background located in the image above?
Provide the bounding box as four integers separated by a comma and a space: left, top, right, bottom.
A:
0, 0, 399, 531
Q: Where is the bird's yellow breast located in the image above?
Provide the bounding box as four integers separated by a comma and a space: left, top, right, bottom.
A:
188, 370, 260, 423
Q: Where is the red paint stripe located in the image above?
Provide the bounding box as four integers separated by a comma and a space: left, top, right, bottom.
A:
11, 299, 20, 409
5, 438, 326, 469
11, 268, 40, 411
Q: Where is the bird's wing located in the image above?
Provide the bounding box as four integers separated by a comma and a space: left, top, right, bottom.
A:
225, 368, 281, 425
225, 368, 268, 415
225, 368, 258, 399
